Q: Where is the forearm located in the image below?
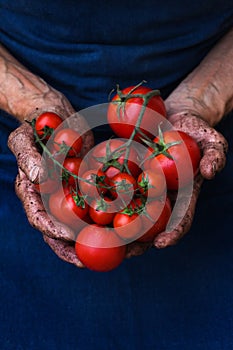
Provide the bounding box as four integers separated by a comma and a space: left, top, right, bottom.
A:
166, 27, 233, 126
0, 44, 73, 122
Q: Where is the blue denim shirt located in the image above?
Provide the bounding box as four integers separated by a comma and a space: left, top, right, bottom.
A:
0, 2, 233, 349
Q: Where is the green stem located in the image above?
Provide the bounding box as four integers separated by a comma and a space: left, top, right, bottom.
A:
31, 121, 110, 191
112, 86, 160, 173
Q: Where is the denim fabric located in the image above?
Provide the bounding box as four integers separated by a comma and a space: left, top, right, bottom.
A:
0, 1, 233, 349
1, 112, 233, 350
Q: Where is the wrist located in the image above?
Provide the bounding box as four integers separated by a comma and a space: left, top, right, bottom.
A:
23, 92, 75, 123
0, 44, 74, 122
165, 83, 230, 128
165, 28, 233, 127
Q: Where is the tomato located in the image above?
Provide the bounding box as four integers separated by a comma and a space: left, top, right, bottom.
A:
109, 173, 137, 209
88, 139, 140, 179
53, 128, 83, 157
34, 154, 60, 194
113, 211, 142, 241
75, 225, 126, 272
62, 157, 88, 188
35, 112, 63, 140
60, 192, 89, 229
137, 169, 166, 198
144, 130, 201, 190
89, 197, 116, 225
48, 185, 89, 231
48, 185, 70, 222
127, 196, 146, 211
34, 176, 59, 194
107, 84, 166, 141
137, 198, 172, 242
79, 169, 109, 199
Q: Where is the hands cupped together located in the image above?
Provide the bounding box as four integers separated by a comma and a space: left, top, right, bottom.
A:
7, 105, 228, 268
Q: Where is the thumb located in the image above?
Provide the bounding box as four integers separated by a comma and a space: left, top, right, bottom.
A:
8, 122, 47, 183
199, 131, 228, 179
154, 174, 204, 248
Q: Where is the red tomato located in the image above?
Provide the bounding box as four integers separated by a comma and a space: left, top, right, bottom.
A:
144, 130, 201, 190
48, 186, 70, 222
60, 192, 89, 230
127, 196, 146, 211
35, 112, 63, 140
109, 173, 137, 209
79, 169, 109, 198
107, 84, 166, 141
53, 128, 83, 157
34, 176, 59, 194
62, 157, 88, 188
75, 225, 126, 272
137, 169, 166, 198
88, 139, 140, 178
33, 146, 61, 193
137, 198, 172, 242
113, 211, 142, 241
89, 197, 116, 225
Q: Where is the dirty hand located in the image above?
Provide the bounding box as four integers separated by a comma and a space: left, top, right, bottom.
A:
153, 27, 233, 248
154, 111, 228, 248
8, 107, 94, 268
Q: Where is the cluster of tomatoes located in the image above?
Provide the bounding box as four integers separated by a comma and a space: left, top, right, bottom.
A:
33, 83, 201, 272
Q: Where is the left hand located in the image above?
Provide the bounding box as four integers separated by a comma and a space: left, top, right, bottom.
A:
153, 111, 228, 248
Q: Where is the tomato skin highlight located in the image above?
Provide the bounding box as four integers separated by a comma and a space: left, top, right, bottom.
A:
53, 128, 83, 157
107, 85, 166, 141
75, 225, 126, 272
144, 130, 201, 190
35, 112, 63, 140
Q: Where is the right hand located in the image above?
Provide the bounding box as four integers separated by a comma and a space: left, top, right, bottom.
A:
8, 102, 94, 268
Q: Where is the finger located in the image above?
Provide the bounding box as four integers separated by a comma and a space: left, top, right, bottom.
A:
43, 235, 85, 268
168, 112, 228, 179
154, 173, 204, 248
15, 169, 75, 241
8, 122, 46, 183
126, 241, 152, 258
200, 136, 227, 179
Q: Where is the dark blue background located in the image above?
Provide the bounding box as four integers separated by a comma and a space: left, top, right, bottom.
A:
0, 1, 233, 349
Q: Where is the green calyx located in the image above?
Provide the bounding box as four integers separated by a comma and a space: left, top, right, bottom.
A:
138, 173, 155, 192
112, 80, 161, 122
142, 126, 182, 162
120, 207, 136, 217
94, 139, 130, 174
95, 198, 111, 212
113, 179, 134, 193
72, 191, 86, 209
